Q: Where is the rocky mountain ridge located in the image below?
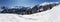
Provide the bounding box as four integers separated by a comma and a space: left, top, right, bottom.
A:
0, 2, 60, 15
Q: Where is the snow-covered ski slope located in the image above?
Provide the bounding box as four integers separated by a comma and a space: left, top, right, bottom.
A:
0, 3, 60, 22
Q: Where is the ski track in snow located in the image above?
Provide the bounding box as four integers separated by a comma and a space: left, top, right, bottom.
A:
0, 4, 60, 22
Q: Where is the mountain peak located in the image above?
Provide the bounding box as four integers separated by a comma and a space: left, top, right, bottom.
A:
39, 2, 60, 6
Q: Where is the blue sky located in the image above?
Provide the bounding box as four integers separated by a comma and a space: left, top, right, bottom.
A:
0, 0, 60, 7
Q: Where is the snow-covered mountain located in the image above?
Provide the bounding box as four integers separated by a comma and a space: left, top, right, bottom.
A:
19, 4, 60, 22
0, 2, 60, 22
0, 2, 60, 15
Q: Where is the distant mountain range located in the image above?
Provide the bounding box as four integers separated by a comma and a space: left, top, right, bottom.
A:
0, 2, 60, 15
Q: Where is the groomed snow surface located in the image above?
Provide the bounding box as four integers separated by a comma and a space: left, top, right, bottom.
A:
0, 4, 60, 22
